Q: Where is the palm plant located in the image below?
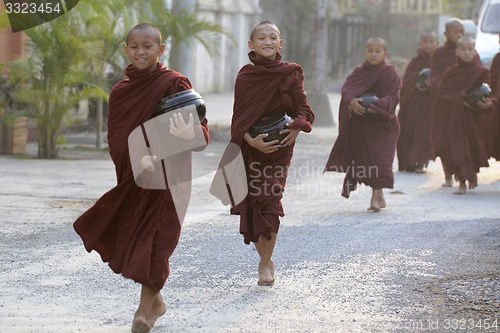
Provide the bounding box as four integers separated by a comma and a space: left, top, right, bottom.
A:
140, 0, 233, 72
7, 14, 106, 158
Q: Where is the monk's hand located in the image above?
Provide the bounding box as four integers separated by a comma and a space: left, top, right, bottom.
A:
170, 112, 196, 141
244, 132, 280, 154
477, 97, 493, 109
350, 98, 365, 116
279, 120, 301, 146
140, 155, 157, 173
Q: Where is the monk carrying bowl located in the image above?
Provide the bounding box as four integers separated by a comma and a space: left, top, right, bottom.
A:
463, 82, 492, 106
153, 89, 206, 121
249, 111, 292, 143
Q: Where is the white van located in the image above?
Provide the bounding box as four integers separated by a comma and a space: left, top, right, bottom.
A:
476, 0, 500, 68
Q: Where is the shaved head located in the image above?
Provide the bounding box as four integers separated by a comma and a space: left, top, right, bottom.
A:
126, 23, 162, 46
456, 36, 475, 47
366, 37, 387, 51
445, 18, 464, 32
250, 20, 281, 41
420, 30, 437, 40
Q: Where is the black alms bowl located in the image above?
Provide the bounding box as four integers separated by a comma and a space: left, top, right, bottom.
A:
417, 67, 431, 88
463, 82, 492, 106
249, 111, 292, 143
153, 89, 206, 121
358, 93, 379, 110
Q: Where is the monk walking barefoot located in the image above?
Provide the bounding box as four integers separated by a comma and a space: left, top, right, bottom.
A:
211, 21, 314, 287
73, 23, 209, 332
436, 37, 493, 195
325, 37, 401, 211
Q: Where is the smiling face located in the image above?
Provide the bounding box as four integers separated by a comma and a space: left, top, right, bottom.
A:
364, 39, 388, 66
456, 37, 477, 63
248, 23, 283, 60
125, 27, 165, 72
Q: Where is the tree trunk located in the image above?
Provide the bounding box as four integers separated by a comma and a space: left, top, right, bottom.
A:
308, 0, 334, 127
96, 98, 103, 149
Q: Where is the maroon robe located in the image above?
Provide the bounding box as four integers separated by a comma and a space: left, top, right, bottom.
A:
73, 62, 209, 292
230, 51, 314, 244
437, 58, 491, 183
430, 40, 482, 158
324, 61, 401, 198
490, 53, 500, 160
429, 40, 459, 158
397, 49, 433, 171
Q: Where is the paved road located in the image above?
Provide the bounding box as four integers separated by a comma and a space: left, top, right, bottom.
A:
0, 93, 499, 332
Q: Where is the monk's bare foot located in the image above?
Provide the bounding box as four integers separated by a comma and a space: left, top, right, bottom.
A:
131, 316, 152, 333
368, 196, 386, 212
147, 294, 167, 327
468, 176, 478, 190
453, 182, 467, 195
441, 176, 453, 187
258, 260, 275, 286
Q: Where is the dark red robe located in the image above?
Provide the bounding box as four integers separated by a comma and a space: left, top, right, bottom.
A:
429, 40, 459, 158
437, 58, 491, 182
430, 40, 482, 159
397, 49, 433, 171
490, 53, 500, 160
324, 61, 401, 198
74, 62, 209, 292
229, 51, 314, 244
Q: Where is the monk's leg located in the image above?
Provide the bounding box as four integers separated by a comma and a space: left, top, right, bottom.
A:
147, 292, 167, 327
453, 180, 467, 195
132, 285, 155, 333
441, 162, 453, 187
368, 188, 386, 212
468, 173, 478, 190
254, 232, 277, 286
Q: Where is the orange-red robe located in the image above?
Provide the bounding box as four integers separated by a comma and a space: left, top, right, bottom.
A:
230, 51, 314, 244
437, 58, 491, 182
325, 61, 401, 198
397, 49, 433, 171
74, 62, 209, 292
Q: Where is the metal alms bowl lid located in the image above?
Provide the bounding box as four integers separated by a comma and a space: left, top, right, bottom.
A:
153, 89, 206, 121
418, 67, 431, 78
464, 82, 492, 106
249, 111, 292, 142
358, 93, 379, 110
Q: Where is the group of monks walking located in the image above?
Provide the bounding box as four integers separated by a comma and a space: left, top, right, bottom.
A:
397, 18, 500, 195
71, 18, 499, 333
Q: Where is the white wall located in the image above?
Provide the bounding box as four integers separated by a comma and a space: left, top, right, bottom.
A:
190, 0, 262, 93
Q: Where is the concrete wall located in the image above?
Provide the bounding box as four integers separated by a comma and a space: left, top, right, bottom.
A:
190, 0, 262, 93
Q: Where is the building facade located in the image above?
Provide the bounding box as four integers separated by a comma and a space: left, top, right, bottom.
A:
178, 0, 262, 93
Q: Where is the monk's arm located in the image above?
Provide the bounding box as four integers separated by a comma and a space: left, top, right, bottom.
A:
370, 70, 401, 120
287, 70, 314, 132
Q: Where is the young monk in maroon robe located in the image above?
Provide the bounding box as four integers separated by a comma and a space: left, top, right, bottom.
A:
227, 21, 314, 286
73, 23, 209, 333
489, 34, 500, 160
437, 36, 493, 194
429, 18, 480, 186
397, 31, 438, 173
325, 37, 401, 212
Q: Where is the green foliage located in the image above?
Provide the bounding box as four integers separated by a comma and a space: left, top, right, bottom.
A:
2, 0, 229, 158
